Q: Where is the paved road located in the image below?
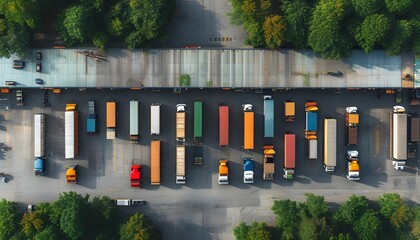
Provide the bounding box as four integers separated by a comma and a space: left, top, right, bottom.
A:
0, 89, 419, 240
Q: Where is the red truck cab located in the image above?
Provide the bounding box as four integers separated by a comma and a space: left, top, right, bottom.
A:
130, 165, 141, 187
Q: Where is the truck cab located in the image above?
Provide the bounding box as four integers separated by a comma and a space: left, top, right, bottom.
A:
34, 158, 45, 176
346, 150, 359, 181
243, 158, 254, 184
130, 165, 141, 187
66, 165, 77, 184
218, 160, 229, 184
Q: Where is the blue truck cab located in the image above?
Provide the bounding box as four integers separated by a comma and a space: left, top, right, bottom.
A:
87, 101, 97, 134
34, 158, 45, 176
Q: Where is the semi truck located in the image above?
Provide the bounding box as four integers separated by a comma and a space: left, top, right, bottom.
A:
151, 104, 160, 135
305, 102, 318, 159
218, 160, 229, 184
219, 106, 229, 147
345, 107, 359, 145
65, 104, 78, 159
150, 140, 161, 185
324, 119, 337, 172
391, 106, 407, 170
409, 114, 419, 143
263, 145, 275, 180
243, 158, 254, 184
34, 158, 45, 176
106, 101, 117, 139
263, 96, 274, 138
65, 164, 77, 184
193, 145, 203, 165
346, 150, 360, 181
130, 100, 139, 143
130, 165, 141, 187
284, 101, 295, 122
176, 104, 186, 142
87, 101, 97, 134
194, 100, 203, 143
176, 145, 186, 184
243, 104, 254, 150
283, 134, 296, 179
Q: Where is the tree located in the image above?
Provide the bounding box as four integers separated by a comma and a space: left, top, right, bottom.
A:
34, 225, 61, 240
351, 0, 381, 17
355, 14, 391, 53
384, 20, 415, 55
0, 199, 20, 240
411, 206, 420, 238
263, 15, 286, 49
0, 22, 29, 58
20, 211, 46, 239
354, 210, 381, 240
308, 0, 352, 59
298, 193, 331, 240
333, 195, 369, 225
120, 213, 160, 240
248, 222, 270, 240
302, 193, 329, 219
280, 0, 312, 48
272, 199, 300, 240
385, 0, 413, 15
0, 0, 40, 28
233, 222, 250, 240
93, 32, 109, 52
62, 5, 94, 43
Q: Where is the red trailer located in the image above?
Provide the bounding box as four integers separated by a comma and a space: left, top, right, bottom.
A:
219, 106, 229, 147
283, 134, 296, 179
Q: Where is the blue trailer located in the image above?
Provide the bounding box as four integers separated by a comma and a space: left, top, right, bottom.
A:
87, 101, 97, 134
263, 96, 274, 138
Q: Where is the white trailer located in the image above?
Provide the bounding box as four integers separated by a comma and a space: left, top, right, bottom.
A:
308, 139, 317, 159
65, 111, 77, 159
176, 145, 186, 184
151, 104, 160, 135
130, 101, 139, 143
34, 114, 45, 158
323, 119, 336, 172
392, 106, 407, 170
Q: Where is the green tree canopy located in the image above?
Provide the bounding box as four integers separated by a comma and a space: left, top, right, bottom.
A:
280, 0, 311, 48
62, 5, 94, 43
333, 195, 369, 225
351, 0, 381, 17
248, 222, 270, 240
233, 222, 250, 240
272, 199, 300, 240
0, 199, 20, 240
0, 0, 40, 28
120, 213, 160, 240
355, 14, 390, 53
354, 210, 381, 240
384, 19, 416, 55
0, 21, 29, 58
385, 0, 413, 15
263, 15, 286, 49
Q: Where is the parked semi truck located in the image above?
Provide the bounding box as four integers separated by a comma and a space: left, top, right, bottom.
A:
130, 165, 141, 187
283, 134, 296, 179
284, 101, 295, 122
66, 164, 77, 184
176, 145, 186, 184
219, 106, 229, 147
324, 119, 337, 172
151, 104, 160, 135
263, 96, 274, 138
346, 150, 360, 181
243, 158, 254, 184
193, 145, 203, 165
305, 102, 318, 159
65, 104, 78, 159
106, 101, 117, 139
87, 101, 97, 134
345, 107, 359, 145
130, 100, 139, 143
218, 160, 229, 184
263, 145, 275, 180
243, 104, 254, 150
150, 140, 161, 185
176, 104, 186, 142
391, 106, 407, 170
194, 100, 203, 143
34, 114, 46, 176
409, 114, 419, 143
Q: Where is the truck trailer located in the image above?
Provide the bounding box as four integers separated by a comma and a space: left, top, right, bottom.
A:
263, 96, 274, 138
151, 104, 160, 135
218, 160, 229, 184
263, 145, 275, 180
284, 101, 295, 122
130, 165, 141, 187
345, 107, 359, 145
391, 106, 407, 170
87, 101, 97, 134
34, 114, 45, 158
283, 134, 296, 179
176, 104, 186, 142
106, 101, 117, 139
65, 104, 78, 159
194, 100, 203, 143
129, 100, 139, 143
323, 119, 337, 172
243, 104, 254, 150
219, 106, 229, 147
150, 140, 161, 185
243, 158, 254, 184
176, 145, 186, 184
305, 102, 318, 159
346, 150, 360, 181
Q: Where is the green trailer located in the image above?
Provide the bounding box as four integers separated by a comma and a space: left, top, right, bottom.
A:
194, 100, 203, 143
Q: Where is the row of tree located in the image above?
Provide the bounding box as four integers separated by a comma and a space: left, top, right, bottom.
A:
0, 0, 174, 58
0, 191, 159, 240
233, 193, 420, 240
228, 0, 420, 59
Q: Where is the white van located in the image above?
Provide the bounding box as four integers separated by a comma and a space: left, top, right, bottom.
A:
114, 199, 132, 206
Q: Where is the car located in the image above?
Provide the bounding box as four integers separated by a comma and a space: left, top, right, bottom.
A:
35, 78, 44, 85
36, 62, 42, 72
36, 51, 42, 60
327, 71, 344, 77
13, 60, 25, 69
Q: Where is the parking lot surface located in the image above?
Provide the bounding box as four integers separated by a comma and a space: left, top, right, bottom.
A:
0, 88, 419, 240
